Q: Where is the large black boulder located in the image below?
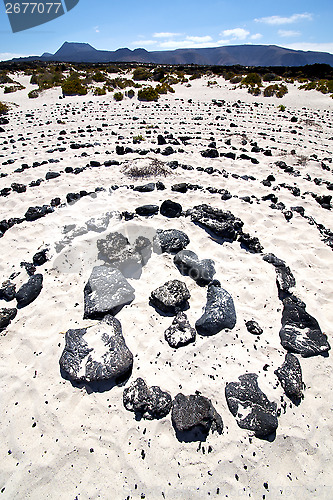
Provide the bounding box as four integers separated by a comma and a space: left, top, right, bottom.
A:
160, 200, 182, 218
279, 294, 330, 357
15, 274, 43, 307
171, 393, 223, 438
133, 183, 155, 192
153, 229, 190, 254
150, 280, 190, 314
274, 353, 303, 400
84, 266, 135, 319
225, 373, 278, 437
123, 377, 172, 419
59, 315, 133, 383
25, 205, 53, 221
195, 280, 236, 335
135, 205, 159, 216
0, 308, 17, 329
174, 250, 215, 286
189, 204, 243, 241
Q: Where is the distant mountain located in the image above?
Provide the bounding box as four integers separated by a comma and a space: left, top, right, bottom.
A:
10, 41, 333, 66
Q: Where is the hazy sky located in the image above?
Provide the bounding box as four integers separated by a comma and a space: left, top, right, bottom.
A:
1, 0, 332, 60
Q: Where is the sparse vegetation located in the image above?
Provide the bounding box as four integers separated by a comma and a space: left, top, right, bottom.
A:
138, 86, 159, 101
263, 83, 288, 98
133, 67, 151, 81
61, 74, 87, 96
0, 101, 9, 114
4, 83, 25, 93
132, 134, 145, 143
278, 104, 286, 112
122, 158, 170, 179
94, 87, 106, 96
242, 73, 262, 87
113, 91, 124, 101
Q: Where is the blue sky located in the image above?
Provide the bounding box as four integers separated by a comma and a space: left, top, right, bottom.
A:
0, 0, 332, 60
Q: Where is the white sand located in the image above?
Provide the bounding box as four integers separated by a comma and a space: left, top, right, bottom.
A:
0, 75, 332, 499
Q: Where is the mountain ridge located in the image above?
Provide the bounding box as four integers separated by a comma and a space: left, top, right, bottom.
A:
9, 42, 333, 66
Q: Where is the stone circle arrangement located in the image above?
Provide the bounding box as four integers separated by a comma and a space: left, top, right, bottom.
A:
1, 193, 331, 442
45, 199, 330, 441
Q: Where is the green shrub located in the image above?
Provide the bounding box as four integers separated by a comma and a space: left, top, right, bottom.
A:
113, 91, 124, 101
133, 67, 151, 81
0, 101, 9, 115
242, 73, 262, 86
264, 84, 288, 98
278, 104, 286, 112
0, 72, 14, 84
230, 75, 242, 84
92, 71, 106, 82
133, 134, 145, 143
138, 86, 159, 101
4, 84, 24, 94
263, 73, 281, 82
248, 86, 261, 96
30, 74, 38, 85
94, 87, 106, 96
61, 75, 87, 96
156, 83, 175, 95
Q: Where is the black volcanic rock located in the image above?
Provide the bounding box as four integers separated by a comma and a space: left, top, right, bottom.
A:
135, 205, 159, 216
171, 393, 223, 437
196, 280, 236, 335
150, 280, 190, 314
25, 205, 53, 221
274, 353, 303, 400
84, 266, 135, 319
225, 373, 278, 437
164, 312, 196, 348
174, 250, 215, 285
189, 204, 243, 241
59, 315, 133, 383
33, 249, 48, 266
123, 377, 172, 419
15, 274, 43, 307
133, 183, 155, 192
263, 253, 296, 295
153, 229, 190, 254
0, 280, 16, 301
160, 200, 182, 218
245, 320, 263, 335
279, 294, 330, 357
0, 308, 17, 330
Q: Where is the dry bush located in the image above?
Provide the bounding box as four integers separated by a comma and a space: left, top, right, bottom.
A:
122, 158, 171, 179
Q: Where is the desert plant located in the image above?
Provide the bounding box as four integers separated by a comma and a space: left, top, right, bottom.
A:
61, 75, 87, 96
263, 83, 288, 98
230, 75, 242, 84
92, 71, 106, 82
94, 87, 106, 96
0, 101, 9, 114
132, 134, 145, 143
4, 84, 25, 94
122, 158, 170, 178
278, 104, 286, 112
156, 83, 175, 95
242, 73, 262, 87
263, 73, 281, 82
133, 67, 151, 81
0, 72, 14, 84
138, 86, 159, 101
113, 91, 124, 101
248, 86, 261, 96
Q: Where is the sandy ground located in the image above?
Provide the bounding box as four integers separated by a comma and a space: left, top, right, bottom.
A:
0, 74, 332, 500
